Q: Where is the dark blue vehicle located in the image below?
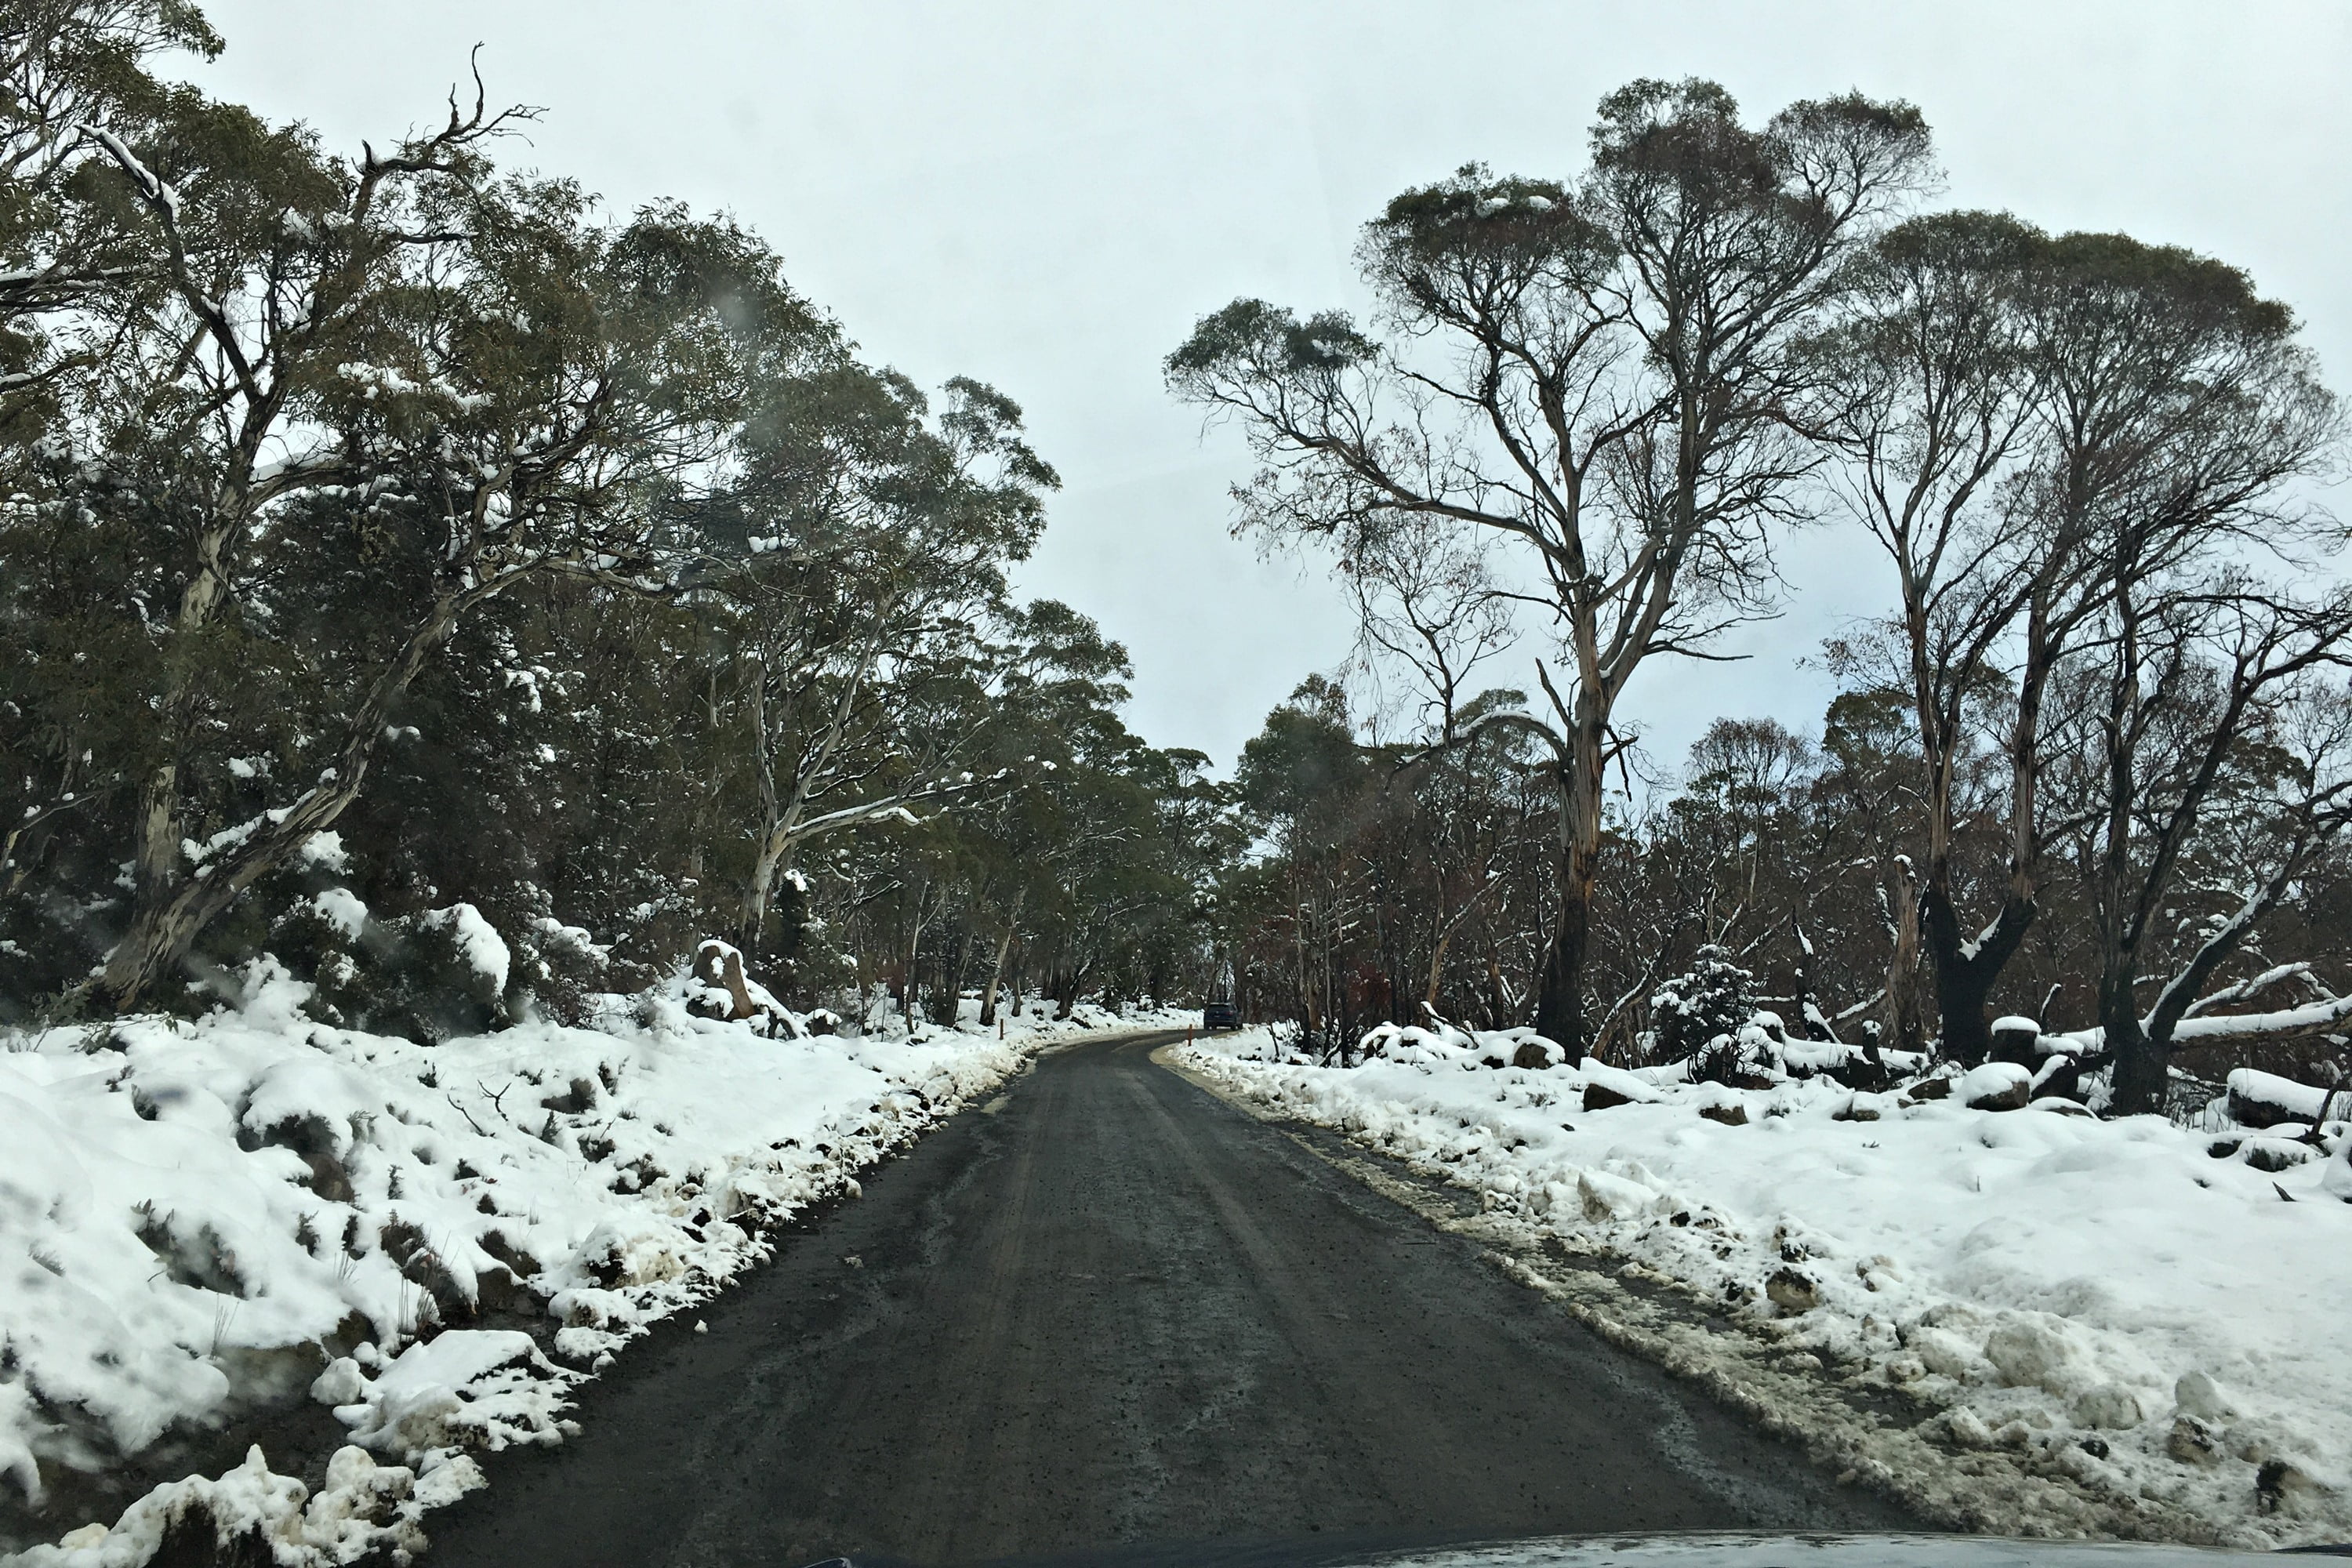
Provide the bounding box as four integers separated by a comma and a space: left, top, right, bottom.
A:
1203, 958, 1240, 1030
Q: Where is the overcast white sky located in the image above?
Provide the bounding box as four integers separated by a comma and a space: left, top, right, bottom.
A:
182, 2, 2352, 772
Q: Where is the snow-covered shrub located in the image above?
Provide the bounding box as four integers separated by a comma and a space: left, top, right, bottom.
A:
1689, 1021, 1778, 1087
1650, 946, 1757, 1065
509, 915, 610, 1028
270, 895, 521, 1043
266, 887, 379, 1029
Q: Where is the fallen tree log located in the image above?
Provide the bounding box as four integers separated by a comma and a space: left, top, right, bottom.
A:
2227, 1068, 2352, 1131
2034, 993, 2352, 1065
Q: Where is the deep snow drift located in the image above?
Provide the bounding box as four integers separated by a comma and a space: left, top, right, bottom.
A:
1176, 1024, 2352, 1548
0, 960, 1182, 1564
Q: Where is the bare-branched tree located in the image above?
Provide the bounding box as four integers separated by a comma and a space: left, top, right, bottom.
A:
1171, 79, 1933, 1051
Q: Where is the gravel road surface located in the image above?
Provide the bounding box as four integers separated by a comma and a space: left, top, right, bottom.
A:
424, 1029, 1912, 1566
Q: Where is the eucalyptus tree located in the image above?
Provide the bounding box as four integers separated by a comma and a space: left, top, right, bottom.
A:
2025, 238, 2341, 1092
927, 600, 1169, 1022
1817, 217, 2347, 1070
1930, 234, 2334, 1100
1810, 210, 2074, 1063
713, 365, 1057, 951
1232, 677, 1381, 1048
972, 609, 1226, 1019
786, 604, 1214, 1024
0, 0, 219, 329
884, 597, 1129, 1020
1170, 78, 1932, 1052
3, 54, 834, 1007
2064, 599, 2352, 1111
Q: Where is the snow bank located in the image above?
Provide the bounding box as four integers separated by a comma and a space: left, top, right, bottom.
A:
1, 960, 1185, 1563
1178, 1031, 2352, 1548
14, 1443, 448, 1567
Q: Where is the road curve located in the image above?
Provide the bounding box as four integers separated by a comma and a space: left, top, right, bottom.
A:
424, 1029, 1912, 1567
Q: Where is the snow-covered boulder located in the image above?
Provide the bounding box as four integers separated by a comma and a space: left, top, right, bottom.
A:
1957, 1060, 2034, 1111
683, 938, 795, 1033
1578, 1058, 1664, 1110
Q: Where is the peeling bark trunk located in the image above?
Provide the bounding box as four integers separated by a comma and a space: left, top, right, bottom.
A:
739, 657, 785, 947
1425, 928, 1454, 1013
102, 588, 471, 1011
1880, 863, 1924, 1054
1533, 874, 1591, 1054
1534, 735, 1603, 1054
978, 921, 1018, 1028
902, 884, 933, 1027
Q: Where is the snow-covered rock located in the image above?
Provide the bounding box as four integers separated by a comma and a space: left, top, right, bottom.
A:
332, 1331, 557, 1463
1957, 1060, 2034, 1110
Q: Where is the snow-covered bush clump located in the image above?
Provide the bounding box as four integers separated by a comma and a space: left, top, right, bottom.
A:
0, 956, 1184, 1564
1178, 1031, 2352, 1547
1650, 944, 1758, 1063
267, 886, 610, 1041
1351, 1001, 1922, 1098
1358, 1017, 1563, 1071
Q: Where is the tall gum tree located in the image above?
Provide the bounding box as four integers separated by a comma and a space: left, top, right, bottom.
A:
1169, 78, 1931, 1053
716, 368, 1057, 950
1812, 210, 2071, 1065
42, 72, 829, 1009
2031, 237, 2344, 1108
1817, 223, 2343, 1072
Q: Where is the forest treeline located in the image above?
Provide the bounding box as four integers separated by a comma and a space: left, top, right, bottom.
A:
7, 7, 2351, 1118
1172, 80, 2352, 1116
0, 2, 1229, 1033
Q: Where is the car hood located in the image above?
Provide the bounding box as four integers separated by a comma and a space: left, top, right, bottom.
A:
912, 1531, 2336, 1568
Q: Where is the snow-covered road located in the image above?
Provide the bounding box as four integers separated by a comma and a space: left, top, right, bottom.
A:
415, 1029, 1907, 1566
